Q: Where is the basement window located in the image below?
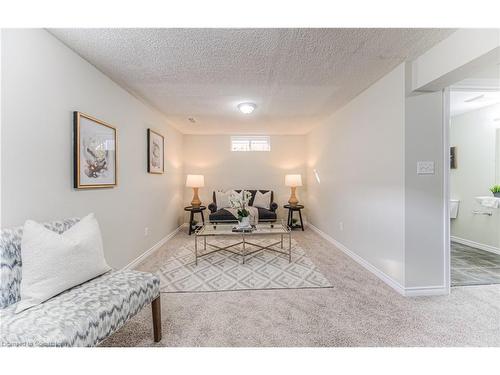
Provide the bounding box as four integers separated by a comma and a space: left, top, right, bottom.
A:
231, 136, 271, 152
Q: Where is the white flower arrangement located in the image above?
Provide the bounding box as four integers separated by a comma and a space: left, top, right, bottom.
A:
229, 190, 253, 220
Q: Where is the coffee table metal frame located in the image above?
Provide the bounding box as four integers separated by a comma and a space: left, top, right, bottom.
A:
194, 221, 292, 265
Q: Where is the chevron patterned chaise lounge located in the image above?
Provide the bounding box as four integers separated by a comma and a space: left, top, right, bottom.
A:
0, 218, 162, 347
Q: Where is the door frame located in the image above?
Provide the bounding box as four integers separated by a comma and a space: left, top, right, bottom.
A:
443, 87, 451, 293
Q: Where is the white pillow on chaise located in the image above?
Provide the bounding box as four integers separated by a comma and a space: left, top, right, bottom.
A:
16, 213, 111, 313
252, 191, 271, 209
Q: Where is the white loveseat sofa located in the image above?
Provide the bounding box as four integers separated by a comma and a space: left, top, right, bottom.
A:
0, 217, 161, 347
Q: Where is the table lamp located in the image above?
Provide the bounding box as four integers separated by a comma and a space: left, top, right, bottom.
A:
186, 174, 204, 207
285, 174, 302, 206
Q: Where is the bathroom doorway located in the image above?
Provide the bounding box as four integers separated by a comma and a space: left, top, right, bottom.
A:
449, 64, 500, 286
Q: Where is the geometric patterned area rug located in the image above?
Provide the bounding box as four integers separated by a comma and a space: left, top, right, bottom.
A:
157, 238, 333, 293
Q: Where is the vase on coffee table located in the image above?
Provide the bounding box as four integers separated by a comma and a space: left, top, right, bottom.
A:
238, 216, 251, 229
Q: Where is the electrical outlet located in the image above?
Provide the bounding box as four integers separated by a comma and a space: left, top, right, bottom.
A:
417, 161, 435, 175
339, 222, 344, 231
144, 227, 149, 236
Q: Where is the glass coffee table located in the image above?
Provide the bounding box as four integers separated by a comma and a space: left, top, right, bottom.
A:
194, 221, 292, 265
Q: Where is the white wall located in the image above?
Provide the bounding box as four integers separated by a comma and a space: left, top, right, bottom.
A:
307, 63, 406, 285
1, 29, 184, 268
404, 91, 446, 289
306, 64, 452, 294
450, 104, 500, 250
182, 135, 306, 221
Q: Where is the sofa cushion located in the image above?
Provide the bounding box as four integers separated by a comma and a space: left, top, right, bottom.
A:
0, 270, 159, 347
211, 190, 274, 211
256, 207, 277, 221
0, 218, 80, 309
209, 209, 237, 222
209, 208, 277, 222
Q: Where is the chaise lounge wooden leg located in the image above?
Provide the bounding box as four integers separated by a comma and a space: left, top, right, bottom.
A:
151, 296, 162, 342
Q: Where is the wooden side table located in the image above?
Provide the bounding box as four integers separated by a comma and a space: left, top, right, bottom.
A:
184, 206, 206, 235
284, 204, 304, 231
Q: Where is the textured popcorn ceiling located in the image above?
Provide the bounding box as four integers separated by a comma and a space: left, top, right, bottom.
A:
49, 28, 454, 134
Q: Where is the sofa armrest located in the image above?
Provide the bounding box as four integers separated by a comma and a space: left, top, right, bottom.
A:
208, 203, 217, 213
270, 202, 278, 212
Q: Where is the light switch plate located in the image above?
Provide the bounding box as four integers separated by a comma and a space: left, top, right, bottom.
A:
417, 161, 435, 175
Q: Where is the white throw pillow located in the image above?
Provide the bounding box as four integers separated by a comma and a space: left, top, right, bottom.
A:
252, 191, 271, 209
215, 191, 230, 209
16, 213, 111, 313
216, 190, 242, 209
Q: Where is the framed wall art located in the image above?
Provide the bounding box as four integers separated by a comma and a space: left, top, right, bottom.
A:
450, 146, 457, 169
73, 111, 117, 189
147, 128, 164, 174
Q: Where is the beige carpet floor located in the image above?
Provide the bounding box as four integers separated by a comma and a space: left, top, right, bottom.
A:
100, 228, 500, 347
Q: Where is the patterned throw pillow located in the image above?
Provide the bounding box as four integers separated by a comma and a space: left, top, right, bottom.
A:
252, 191, 271, 209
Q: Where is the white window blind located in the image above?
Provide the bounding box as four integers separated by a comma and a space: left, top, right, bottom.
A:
231, 136, 271, 152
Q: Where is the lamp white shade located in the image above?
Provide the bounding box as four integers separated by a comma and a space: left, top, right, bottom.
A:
285, 174, 302, 187
186, 174, 205, 188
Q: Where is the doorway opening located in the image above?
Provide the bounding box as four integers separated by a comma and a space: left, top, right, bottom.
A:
448, 64, 500, 286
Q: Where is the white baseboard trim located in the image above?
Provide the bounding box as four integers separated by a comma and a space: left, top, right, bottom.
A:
122, 224, 185, 270
308, 223, 406, 296
309, 224, 449, 297
451, 236, 500, 255
403, 285, 449, 297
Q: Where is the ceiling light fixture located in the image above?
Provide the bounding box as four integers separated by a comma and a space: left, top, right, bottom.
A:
238, 102, 256, 114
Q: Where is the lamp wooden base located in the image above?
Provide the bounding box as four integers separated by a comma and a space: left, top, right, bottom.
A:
191, 187, 201, 207
288, 186, 299, 206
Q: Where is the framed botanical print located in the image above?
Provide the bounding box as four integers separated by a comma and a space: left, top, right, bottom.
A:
450, 146, 457, 169
147, 129, 164, 174
73, 112, 117, 189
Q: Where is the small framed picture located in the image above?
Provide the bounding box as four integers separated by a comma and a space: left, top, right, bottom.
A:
450, 146, 457, 169
147, 129, 164, 174
73, 112, 117, 189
